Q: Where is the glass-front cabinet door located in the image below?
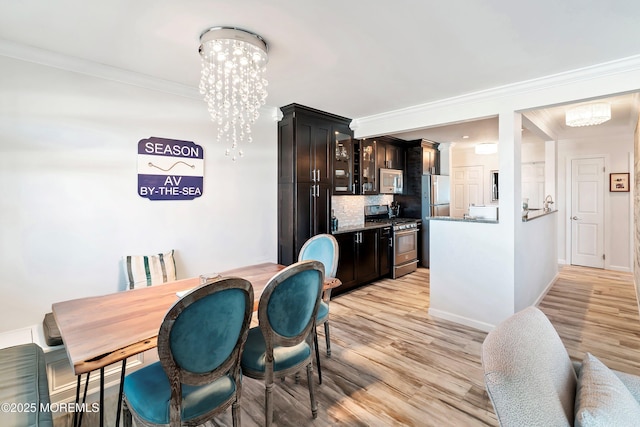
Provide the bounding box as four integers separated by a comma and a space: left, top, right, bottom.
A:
360, 139, 377, 194
333, 132, 353, 194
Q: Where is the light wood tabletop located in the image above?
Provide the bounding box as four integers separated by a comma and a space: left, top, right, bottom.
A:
52, 262, 341, 376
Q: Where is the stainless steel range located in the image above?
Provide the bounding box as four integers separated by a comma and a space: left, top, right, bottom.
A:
364, 205, 420, 279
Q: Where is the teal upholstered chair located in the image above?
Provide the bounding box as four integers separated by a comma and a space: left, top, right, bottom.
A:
298, 233, 339, 384
122, 277, 253, 427
240, 260, 324, 427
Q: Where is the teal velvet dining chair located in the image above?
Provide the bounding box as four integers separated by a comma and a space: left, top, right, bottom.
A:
298, 233, 339, 384
122, 277, 253, 427
240, 260, 324, 427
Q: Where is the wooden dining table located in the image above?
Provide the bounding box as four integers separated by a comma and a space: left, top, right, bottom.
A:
51, 262, 340, 427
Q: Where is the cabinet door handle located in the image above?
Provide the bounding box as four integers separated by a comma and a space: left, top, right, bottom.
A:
316, 169, 320, 181
312, 169, 317, 182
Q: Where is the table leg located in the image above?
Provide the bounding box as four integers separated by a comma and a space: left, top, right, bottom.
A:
100, 367, 104, 427
75, 371, 90, 427
115, 359, 127, 427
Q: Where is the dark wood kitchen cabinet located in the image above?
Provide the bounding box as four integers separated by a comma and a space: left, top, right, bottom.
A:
405, 139, 440, 196
333, 228, 379, 295
278, 104, 352, 265
332, 127, 356, 195
359, 139, 377, 194
375, 136, 405, 170
378, 226, 392, 277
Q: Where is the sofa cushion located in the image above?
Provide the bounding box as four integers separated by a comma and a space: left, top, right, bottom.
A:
575, 352, 640, 427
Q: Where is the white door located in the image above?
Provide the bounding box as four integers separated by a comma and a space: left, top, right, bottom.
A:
522, 162, 545, 209
451, 166, 483, 218
570, 158, 604, 268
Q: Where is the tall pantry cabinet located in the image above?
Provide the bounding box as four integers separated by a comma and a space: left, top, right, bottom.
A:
278, 104, 352, 265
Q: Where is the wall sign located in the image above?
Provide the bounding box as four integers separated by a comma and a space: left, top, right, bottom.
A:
137, 137, 204, 200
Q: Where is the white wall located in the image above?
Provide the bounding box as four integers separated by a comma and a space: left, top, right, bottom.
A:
556, 132, 633, 270
0, 57, 278, 333
429, 220, 514, 330
515, 213, 559, 311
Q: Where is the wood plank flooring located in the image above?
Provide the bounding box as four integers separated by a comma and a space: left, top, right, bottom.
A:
54, 265, 640, 427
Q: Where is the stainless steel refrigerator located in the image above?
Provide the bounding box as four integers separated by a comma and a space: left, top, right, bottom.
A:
421, 175, 450, 267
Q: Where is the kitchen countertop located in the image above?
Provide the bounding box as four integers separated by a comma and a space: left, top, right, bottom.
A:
425, 209, 558, 223
425, 216, 499, 224
522, 209, 557, 222
331, 219, 421, 234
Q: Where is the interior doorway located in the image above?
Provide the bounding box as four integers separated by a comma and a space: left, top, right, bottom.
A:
569, 157, 605, 268
451, 165, 483, 218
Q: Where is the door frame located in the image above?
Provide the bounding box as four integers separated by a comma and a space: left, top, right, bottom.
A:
564, 154, 610, 269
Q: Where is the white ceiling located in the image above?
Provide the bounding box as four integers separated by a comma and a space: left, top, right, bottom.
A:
1, 0, 640, 141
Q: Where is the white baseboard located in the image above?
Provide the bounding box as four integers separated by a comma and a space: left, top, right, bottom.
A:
607, 265, 632, 273
534, 272, 560, 306
558, 259, 567, 265
428, 308, 495, 332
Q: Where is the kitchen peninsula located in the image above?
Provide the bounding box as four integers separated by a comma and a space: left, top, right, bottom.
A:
428, 203, 559, 331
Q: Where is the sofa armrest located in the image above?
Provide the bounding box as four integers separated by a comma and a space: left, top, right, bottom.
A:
613, 369, 640, 402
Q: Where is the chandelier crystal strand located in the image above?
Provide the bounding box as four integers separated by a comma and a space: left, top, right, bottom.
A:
199, 28, 268, 160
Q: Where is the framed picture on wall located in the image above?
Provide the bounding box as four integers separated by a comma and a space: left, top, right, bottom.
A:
609, 173, 630, 192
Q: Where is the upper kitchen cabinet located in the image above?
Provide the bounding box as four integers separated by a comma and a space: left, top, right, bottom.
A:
405, 140, 440, 196
375, 136, 405, 170
278, 104, 352, 265
359, 138, 377, 194
333, 128, 356, 195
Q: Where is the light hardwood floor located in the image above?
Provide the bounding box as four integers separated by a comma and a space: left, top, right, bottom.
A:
57, 265, 640, 426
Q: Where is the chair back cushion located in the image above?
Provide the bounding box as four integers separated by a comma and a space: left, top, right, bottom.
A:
482, 306, 576, 427
298, 234, 339, 278
158, 277, 253, 383
124, 250, 177, 289
259, 260, 324, 348
170, 287, 247, 373
267, 269, 322, 338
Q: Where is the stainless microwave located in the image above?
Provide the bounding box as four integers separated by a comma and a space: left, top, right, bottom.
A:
379, 168, 403, 194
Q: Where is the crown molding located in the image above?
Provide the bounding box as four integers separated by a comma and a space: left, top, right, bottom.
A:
0, 38, 277, 119
0, 39, 202, 99
351, 54, 640, 134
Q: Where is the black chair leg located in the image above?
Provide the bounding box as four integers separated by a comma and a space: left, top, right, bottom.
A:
313, 328, 322, 384
324, 321, 331, 357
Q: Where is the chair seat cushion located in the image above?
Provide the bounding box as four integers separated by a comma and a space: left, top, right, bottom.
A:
241, 327, 311, 373
123, 361, 235, 425
316, 301, 329, 323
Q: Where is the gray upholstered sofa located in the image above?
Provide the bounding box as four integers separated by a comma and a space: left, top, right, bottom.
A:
0, 343, 53, 426
482, 306, 640, 427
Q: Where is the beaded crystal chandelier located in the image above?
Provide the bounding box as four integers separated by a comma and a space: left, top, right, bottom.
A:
198, 27, 268, 160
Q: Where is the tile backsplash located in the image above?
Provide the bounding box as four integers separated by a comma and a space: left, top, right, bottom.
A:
331, 194, 394, 227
